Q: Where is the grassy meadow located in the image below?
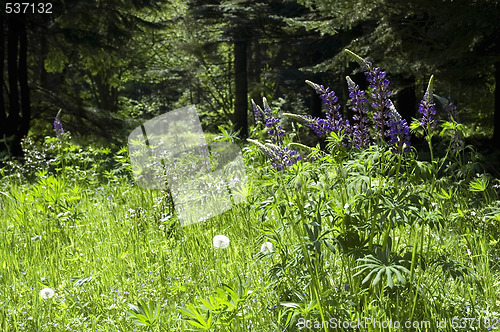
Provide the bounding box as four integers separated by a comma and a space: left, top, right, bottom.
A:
0, 129, 499, 331
2, 55, 500, 331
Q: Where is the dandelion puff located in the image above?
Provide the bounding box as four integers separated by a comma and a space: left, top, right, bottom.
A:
260, 242, 274, 255
40, 287, 54, 299
213, 235, 230, 249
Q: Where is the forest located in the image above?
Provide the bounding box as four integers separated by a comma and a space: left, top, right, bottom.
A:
1, 0, 500, 331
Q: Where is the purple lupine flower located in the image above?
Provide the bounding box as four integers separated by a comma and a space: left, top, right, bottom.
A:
304, 80, 352, 148
270, 145, 301, 171
305, 80, 344, 134
53, 110, 65, 138
444, 99, 460, 122
363, 64, 392, 141
252, 100, 263, 122
345, 50, 392, 142
253, 98, 286, 145
387, 101, 411, 153
346, 76, 371, 148
247, 139, 301, 171
418, 76, 437, 131
443, 98, 464, 153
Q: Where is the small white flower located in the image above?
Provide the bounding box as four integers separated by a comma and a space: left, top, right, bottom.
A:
213, 235, 230, 249
260, 241, 274, 255
40, 287, 54, 299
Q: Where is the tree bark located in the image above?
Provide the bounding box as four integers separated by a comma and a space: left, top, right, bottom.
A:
234, 40, 248, 139
18, 15, 30, 139
7, 16, 20, 134
1, 14, 30, 158
249, 40, 262, 109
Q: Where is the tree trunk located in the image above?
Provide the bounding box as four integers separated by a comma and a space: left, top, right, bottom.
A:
249, 40, 262, 109
18, 15, 30, 139
1, 15, 30, 158
234, 40, 248, 139
494, 61, 500, 145
7, 16, 20, 135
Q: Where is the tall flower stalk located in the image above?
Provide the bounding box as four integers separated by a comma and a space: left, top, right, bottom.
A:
345, 49, 392, 142
418, 75, 437, 134
252, 98, 286, 145
418, 76, 437, 165
250, 98, 301, 171
387, 100, 411, 154
442, 99, 464, 154
346, 76, 371, 148
305, 80, 347, 136
53, 110, 65, 139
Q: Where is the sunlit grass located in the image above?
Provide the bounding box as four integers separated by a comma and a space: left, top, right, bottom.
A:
1, 136, 500, 331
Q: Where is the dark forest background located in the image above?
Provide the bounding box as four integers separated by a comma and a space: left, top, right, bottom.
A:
1, 0, 499, 158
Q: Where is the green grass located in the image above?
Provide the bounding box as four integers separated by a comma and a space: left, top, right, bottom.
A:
1, 135, 500, 331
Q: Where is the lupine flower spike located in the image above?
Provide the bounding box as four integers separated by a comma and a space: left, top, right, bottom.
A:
345, 49, 392, 142
346, 76, 371, 148
305, 80, 347, 136
53, 110, 65, 138
250, 98, 301, 171
387, 100, 411, 153
440, 97, 464, 153
418, 75, 437, 132
252, 98, 286, 145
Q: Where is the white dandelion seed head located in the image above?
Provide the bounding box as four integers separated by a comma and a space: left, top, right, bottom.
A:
213, 235, 230, 249
260, 241, 274, 255
40, 287, 54, 299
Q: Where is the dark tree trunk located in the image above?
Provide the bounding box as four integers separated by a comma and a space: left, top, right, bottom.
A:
95, 74, 118, 113
234, 40, 248, 139
0, 14, 30, 158
249, 40, 262, 109
6, 16, 20, 135
18, 16, 30, 139
494, 61, 500, 146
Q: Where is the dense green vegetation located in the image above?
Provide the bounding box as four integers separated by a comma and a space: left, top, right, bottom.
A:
1, 0, 499, 153
1, 49, 500, 330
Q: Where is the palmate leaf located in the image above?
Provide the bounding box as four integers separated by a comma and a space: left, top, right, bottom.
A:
354, 245, 410, 289
126, 300, 160, 327
469, 175, 489, 192
178, 304, 213, 330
